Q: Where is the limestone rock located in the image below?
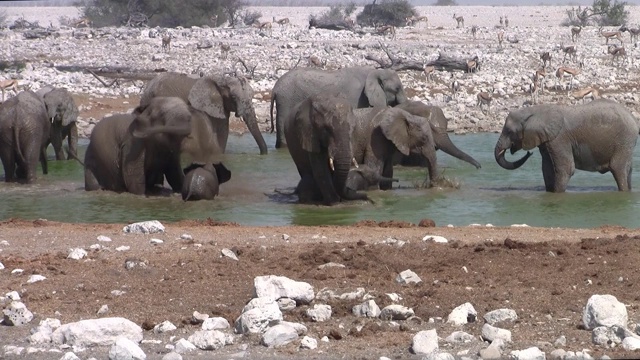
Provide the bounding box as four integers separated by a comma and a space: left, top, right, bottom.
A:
447, 302, 477, 325
352, 299, 381, 318
380, 304, 414, 320
253, 275, 314, 304
153, 320, 177, 334
187, 330, 226, 350
509, 346, 545, 360
592, 325, 624, 346
396, 269, 422, 285
484, 308, 518, 325
277, 297, 297, 311
201, 317, 229, 331
583, 294, 628, 330
3, 301, 34, 326
412, 329, 438, 355
300, 335, 318, 350
122, 220, 165, 234
306, 304, 332, 322
445, 331, 475, 343
108, 337, 146, 360
261, 323, 299, 347
481, 324, 512, 343
174, 338, 196, 354
234, 298, 283, 334
52, 317, 143, 347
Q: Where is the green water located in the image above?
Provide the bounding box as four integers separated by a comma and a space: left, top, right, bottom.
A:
1, 133, 639, 228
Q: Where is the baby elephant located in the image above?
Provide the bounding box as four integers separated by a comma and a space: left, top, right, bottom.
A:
346, 166, 398, 191
181, 162, 231, 201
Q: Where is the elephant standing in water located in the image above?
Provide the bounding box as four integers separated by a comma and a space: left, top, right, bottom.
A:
140, 72, 268, 155
495, 99, 639, 192
181, 162, 231, 201
285, 92, 368, 205
0, 91, 50, 183
271, 66, 407, 148
36, 86, 79, 160
84, 97, 192, 195
395, 101, 481, 169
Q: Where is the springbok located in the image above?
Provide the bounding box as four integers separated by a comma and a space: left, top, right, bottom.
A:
571, 26, 582, 42
451, 78, 461, 98
529, 80, 541, 104
0, 79, 19, 102
424, 65, 435, 81
504, 15, 509, 27
533, 68, 547, 93
453, 14, 464, 28
572, 87, 600, 103
555, 67, 580, 90
220, 42, 231, 59
477, 92, 492, 112
599, 27, 623, 44
161, 34, 171, 52
273, 17, 290, 27
497, 31, 504, 48
377, 25, 396, 40
467, 59, 478, 73
471, 25, 478, 40
406, 15, 428, 27
560, 44, 577, 63
540, 51, 552, 68
256, 21, 273, 36
607, 45, 628, 66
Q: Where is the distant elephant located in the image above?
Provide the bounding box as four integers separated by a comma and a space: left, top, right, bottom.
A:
140, 72, 268, 155
0, 91, 50, 183
84, 97, 192, 195
346, 166, 398, 191
395, 101, 481, 169
285, 92, 368, 205
181, 162, 231, 201
350, 106, 442, 189
495, 99, 639, 192
36, 86, 79, 160
271, 66, 408, 148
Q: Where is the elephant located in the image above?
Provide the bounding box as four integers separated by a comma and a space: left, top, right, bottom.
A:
181, 162, 231, 201
270, 66, 408, 148
0, 90, 50, 183
284, 92, 368, 205
346, 166, 398, 191
140, 72, 268, 155
36, 86, 79, 160
349, 106, 442, 190
84, 97, 192, 195
394, 101, 481, 169
494, 99, 640, 192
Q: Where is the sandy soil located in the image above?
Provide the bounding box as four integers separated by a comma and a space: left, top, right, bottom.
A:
1, 219, 640, 359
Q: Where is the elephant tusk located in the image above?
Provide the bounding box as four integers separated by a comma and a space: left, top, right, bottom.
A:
329, 157, 335, 172
351, 158, 359, 168
498, 149, 505, 156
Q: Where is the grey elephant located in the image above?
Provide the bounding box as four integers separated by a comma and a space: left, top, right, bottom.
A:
271, 66, 407, 148
285, 92, 368, 205
84, 97, 192, 195
140, 72, 268, 155
350, 106, 442, 189
36, 86, 79, 160
395, 101, 481, 169
495, 99, 639, 192
181, 162, 231, 201
0, 91, 50, 183
346, 166, 398, 191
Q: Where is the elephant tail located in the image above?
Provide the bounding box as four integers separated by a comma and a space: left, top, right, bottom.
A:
13, 123, 26, 164
66, 145, 85, 167
269, 92, 276, 133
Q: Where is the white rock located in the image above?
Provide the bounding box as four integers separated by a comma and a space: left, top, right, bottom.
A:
97, 235, 112, 242
221, 248, 238, 261
60, 352, 81, 360
187, 330, 226, 350
482, 324, 512, 343
122, 220, 165, 234
447, 302, 477, 325
108, 337, 146, 360
29, 318, 62, 344
431, 353, 455, 360
3, 301, 34, 326
276, 297, 297, 311
549, 349, 566, 360
509, 346, 545, 360
591, 326, 624, 346
261, 324, 299, 347
97, 305, 109, 315
306, 304, 332, 322
318, 262, 345, 269
180, 234, 192, 240
116, 246, 130, 252
67, 248, 87, 260
0, 262, 4, 270
11, 269, 24, 274
161, 352, 182, 360
234, 298, 283, 334
422, 235, 448, 243
201, 317, 229, 331
282, 234, 290, 240
154, 320, 177, 334
622, 336, 640, 351
192, 311, 209, 323
352, 299, 381, 318
52, 317, 143, 347
253, 275, 314, 304
174, 339, 196, 354
149, 239, 163, 245
5, 291, 20, 301
583, 294, 628, 330
445, 331, 474, 343
412, 329, 438, 355
396, 269, 422, 285
380, 304, 414, 320
277, 321, 307, 335
27, 274, 46, 283
300, 336, 317, 350
3, 346, 24, 355
484, 308, 518, 325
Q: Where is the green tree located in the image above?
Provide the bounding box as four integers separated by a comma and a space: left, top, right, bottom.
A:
356, 0, 417, 27
434, 0, 458, 6
562, 0, 628, 26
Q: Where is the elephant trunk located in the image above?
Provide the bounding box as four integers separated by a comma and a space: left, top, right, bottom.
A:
241, 107, 268, 155
435, 132, 481, 169
333, 154, 367, 201
495, 137, 532, 170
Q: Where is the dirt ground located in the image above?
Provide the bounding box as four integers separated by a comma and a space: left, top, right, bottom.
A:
1, 218, 640, 359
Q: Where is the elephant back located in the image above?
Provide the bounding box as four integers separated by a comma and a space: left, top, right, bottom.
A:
141, 72, 198, 107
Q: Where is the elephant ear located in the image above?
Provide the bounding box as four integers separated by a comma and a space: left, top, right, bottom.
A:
378, 108, 413, 156
121, 138, 147, 195
522, 109, 564, 150
213, 162, 232, 184
188, 77, 226, 119
295, 99, 321, 153
364, 70, 388, 107
43, 89, 79, 126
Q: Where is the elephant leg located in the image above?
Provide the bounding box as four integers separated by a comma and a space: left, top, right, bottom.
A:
164, 154, 185, 193
380, 160, 394, 190
50, 123, 65, 161
309, 153, 340, 205
0, 150, 15, 182
610, 152, 633, 191
40, 146, 48, 175
84, 167, 100, 191
66, 122, 78, 160
296, 175, 320, 203
540, 146, 572, 192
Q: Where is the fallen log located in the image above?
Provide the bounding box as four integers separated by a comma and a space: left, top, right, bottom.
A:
308, 18, 354, 31
425, 53, 480, 73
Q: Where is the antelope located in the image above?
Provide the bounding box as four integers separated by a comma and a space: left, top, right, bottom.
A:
273, 17, 290, 27
571, 26, 582, 42
406, 15, 428, 27
529, 80, 541, 104
471, 25, 478, 40
344, 17, 356, 28
599, 27, 623, 44
533, 68, 547, 93
608, 44, 628, 65
540, 51, 552, 68
555, 67, 580, 90
377, 25, 396, 40
467, 59, 478, 73
619, 26, 640, 43
504, 15, 509, 27
499, 16, 504, 27
256, 21, 272, 36
451, 78, 461, 98
73, 18, 91, 28
477, 92, 492, 112
161, 34, 171, 52
424, 65, 435, 81
210, 15, 218, 27
572, 87, 600, 103
308, 55, 326, 69
453, 14, 464, 28
220, 42, 231, 59
497, 31, 504, 48
561, 44, 577, 63
0, 79, 19, 102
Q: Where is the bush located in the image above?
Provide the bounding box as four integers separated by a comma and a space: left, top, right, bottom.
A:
310, 3, 357, 25
356, 0, 417, 27
561, 0, 628, 27
434, 0, 458, 5
242, 9, 262, 26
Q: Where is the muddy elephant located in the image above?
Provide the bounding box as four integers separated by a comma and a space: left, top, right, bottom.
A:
285, 92, 368, 205
140, 72, 268, 155
84, 97, 192, 195
0, 91, 50, 183
271, 66, 407, 148
181, 162, 231, 201
395, 101, 481, 169
36, 86, 79, 160
495, 99, 639, 192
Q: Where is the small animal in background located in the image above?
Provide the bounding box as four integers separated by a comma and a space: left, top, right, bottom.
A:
451, 78, 461, 98
453, 14, 464, 28
504, 15, 509, 27
471, 25, 478, 40
497, 31, 504, 48
161, 34, 171, 52
0, 79, 20, 102
477, 91, 492, 112
499, 16, 504, 27
571, 26, 582, 42
424, 65, 435, 81
220, 42, 231, 59
540, 51, 552, 68
572, 87, 600, 103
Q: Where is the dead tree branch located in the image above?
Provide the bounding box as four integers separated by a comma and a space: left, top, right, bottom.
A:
425, 53, 481, 73
364, 42, 426, 72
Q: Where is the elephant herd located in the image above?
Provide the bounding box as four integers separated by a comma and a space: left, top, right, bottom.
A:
1, 66, 639, 204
